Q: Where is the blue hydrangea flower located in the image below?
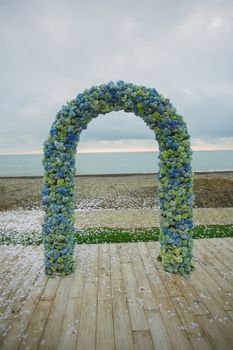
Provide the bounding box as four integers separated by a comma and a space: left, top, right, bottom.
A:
42, 81, 194, 277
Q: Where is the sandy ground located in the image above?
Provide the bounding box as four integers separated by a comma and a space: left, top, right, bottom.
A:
1, 208, 233, 233
0, 172, 233, 211
74, 207, 233, 228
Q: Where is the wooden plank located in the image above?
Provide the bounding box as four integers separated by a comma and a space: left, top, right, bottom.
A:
0, 246, 39, 316
0, 247, 45, 323
204, 239, 233, 266
157, 296, 193, 350
176, 277, 209, 316
127, 243, 193, 349
172, 296, 212, 349
119, 243, 134, 263
0, 246, 11, 264
201, 263, 233, 293
224, 237, 233, 247
138, 242, 169, 299
73, 245, 88, 275
158, 271, 183, 297
137, 242, 157, 275
212, 237, 233, 253
131, 247, 158, 311
110, 244, 134, 349
146, 241, 160, 252
109, 244, 122, 280
41, 276, 61, 300
146, 310, 173, 350
0, 321, 11, 345
74, 245, 99, 349
227, 310, 233, 321
191, 262, 233, 311
133, 330, 154, 350
111, 277, 134, 350
224, 237, 233, 243
195, 239, 214, 259
7, 266, 43, 317
197, 314, 233, 350
96, 300, 114, 350
76, 282, 97, 350
205, 239, 233, 277
0, 285, 46, 350
0, 246, 24, 277
18, 300, 52, 350
38, 276, 73, 350
191, 279, 227, 316
1, 240, 233, 350
98, 275, 111, 301
122, 263, 149, 331
57, 297, 82, 350
196, 240, 233, 291
86, 245, 99, 283
69, 272, 85, 298
149, 245, 183, 297
99, 244, 110, 276
34, 272, 48, 288
110, 249, 134, 350
98, 244, 112, 301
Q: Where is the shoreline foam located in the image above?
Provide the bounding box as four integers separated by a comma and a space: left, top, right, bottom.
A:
0, 169, 233, 179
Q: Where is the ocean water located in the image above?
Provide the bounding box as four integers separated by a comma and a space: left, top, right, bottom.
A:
0, 150, 233, 177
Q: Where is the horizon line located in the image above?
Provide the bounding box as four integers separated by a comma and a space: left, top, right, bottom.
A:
1, 148, 233, 155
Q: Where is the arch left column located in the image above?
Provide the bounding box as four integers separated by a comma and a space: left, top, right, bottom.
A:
42, 102, 80, 275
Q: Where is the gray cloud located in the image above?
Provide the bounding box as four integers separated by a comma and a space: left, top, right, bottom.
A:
0, 0, 233, 153
81, 112, 155, 141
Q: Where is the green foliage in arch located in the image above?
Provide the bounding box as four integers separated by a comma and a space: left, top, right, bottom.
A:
42, 81, 194, 277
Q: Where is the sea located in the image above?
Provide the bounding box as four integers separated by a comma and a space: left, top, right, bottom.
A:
0, 150, 233, 177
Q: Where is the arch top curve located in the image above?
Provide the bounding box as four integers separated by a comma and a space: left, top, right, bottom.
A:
42, 81, 194, 277
48, 81, 189, 145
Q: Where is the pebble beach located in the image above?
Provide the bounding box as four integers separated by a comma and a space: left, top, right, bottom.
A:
1, 172, 233, 235
0, 172, 233, 212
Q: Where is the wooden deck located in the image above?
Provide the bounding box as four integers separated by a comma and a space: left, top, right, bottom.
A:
0, 238, 233, 350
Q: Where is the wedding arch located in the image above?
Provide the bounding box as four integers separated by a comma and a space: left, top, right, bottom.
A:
42, 81, 194, 277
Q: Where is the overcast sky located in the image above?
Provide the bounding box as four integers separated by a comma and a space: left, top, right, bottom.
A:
0, 0, 233, 154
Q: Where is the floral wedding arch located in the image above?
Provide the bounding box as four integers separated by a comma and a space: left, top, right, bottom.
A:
42, 81, 194, 277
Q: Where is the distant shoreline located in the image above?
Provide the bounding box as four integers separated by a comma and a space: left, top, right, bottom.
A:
1, 149, 233, 156
1, 170, 233, 179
